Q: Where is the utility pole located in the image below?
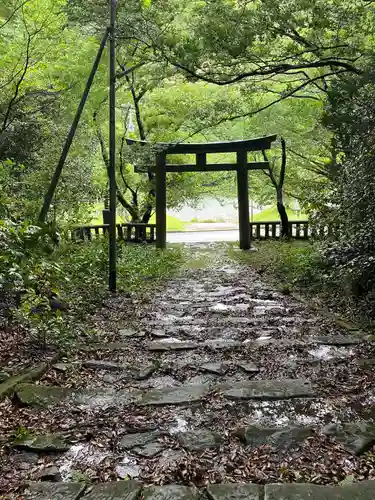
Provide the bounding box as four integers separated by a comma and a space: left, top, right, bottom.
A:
108, 0, 117, 291
38, 29, 109, 224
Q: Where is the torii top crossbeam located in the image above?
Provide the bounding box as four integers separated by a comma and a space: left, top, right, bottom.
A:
126, 134, 277, 154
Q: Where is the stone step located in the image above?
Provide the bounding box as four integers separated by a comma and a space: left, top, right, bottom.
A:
264, 482, 375, 499
221, 378, 316, 400
24, 481, 375, 499
15, 378, 316, 408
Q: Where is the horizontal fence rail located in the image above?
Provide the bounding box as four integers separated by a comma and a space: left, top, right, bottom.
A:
70, 223, 156, 244
250, 220, 338, 240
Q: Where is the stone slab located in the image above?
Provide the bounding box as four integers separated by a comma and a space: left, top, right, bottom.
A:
238, 362, 259, 374
13, 433, 69, 452
26, 482, 85, 500
83, 360, 130, 371
221, 379, 315, 401
234, 425, 313, 450
120, 431, 160, 450
323, 422, 375, 455
15, 383, 141, 408
119, 328, 146, 338
0, 361, 51, 401
83, 480, 141, 499
177, 429, 223, 452
79, 342, 130, 351
200, 362, 229, 375
207, 483, 261, 500
142, 485, 199, 500
148, 341, 198, 351
137, 362, 159, 380
204, 339, 242, 349
315, 336, 360, 346
140, 384, 210, 406
134, 441, 164, 458
265, 481, 375, 499
356, 358, 375, 367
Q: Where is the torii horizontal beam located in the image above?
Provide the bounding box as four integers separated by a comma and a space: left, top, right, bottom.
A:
126, 134, 277, 154
134, 161, 270, 173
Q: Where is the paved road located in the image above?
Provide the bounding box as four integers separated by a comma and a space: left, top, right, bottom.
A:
167, 229, 239, 243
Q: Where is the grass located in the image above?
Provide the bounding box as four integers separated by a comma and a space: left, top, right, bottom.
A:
89, 204, 185, 232
232, 240, 320, 292
252, 206, 308, 222
149, 214, 186, 232
56, 240, 184, 311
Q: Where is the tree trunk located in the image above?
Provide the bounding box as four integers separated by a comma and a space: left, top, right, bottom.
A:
277, 189, 289, 238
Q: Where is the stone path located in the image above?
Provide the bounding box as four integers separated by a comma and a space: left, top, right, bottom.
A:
3, 243, 375, 497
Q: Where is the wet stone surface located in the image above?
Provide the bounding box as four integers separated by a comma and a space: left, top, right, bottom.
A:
207, 483, 261, 500
6, 244, 375, 495
264, 481, 375, 499
234, 425, 313, 450
177, 429, 224, 452
142, 485, 199, 500
221, 379, 315, 401
13, 434, 69, 453
323, 422, 375, 455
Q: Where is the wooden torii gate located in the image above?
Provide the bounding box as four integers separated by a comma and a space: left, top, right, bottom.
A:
126, 135, 277, 250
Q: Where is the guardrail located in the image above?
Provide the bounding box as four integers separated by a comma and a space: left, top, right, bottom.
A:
250, 220, 337, 240
70, 223, 156, 243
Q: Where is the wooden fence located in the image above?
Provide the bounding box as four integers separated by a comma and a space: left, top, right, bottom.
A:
70, 223, 156, 243
71, 220, 336, 244
250, 220, 337, 240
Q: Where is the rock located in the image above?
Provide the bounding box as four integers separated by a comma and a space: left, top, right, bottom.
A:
133, 441, 164, 458
200, 362, 229, 375
207, 483, 261, 499
0, 371, 10, 382
151, 330, 168, 338
0, 362, 52, 401
120, 431, 160, 450
187, 374, 215, 385
234, 425, 313, 450
142, 485, 199, 500
136, 362, 159, 380
177, 429, 223, 452
221, 379, 315, 401
356, 358, 375, 367
13, 434, 69, 452
204, 339, 241, 349
12, 451, 39, 466
15, 383, 142, 408
84, 480, 141, 499
148, 341, 198, 351
315, 336, 360, 346
79, 342, 129, 352
322, 422, 375, 455
119, 328, 145, 338
26, 482, 85, 500
238, 362, 259, 374
264, 481, 375, 499
36, 465, 62, 482
103, 374, 116, 383
53, 363, 79, 372
140, 384, 210, 406
83, 360, 130, 371
158, 449, 185, 470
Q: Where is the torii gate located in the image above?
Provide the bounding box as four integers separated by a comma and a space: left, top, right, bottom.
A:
126, 135, 277, 250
